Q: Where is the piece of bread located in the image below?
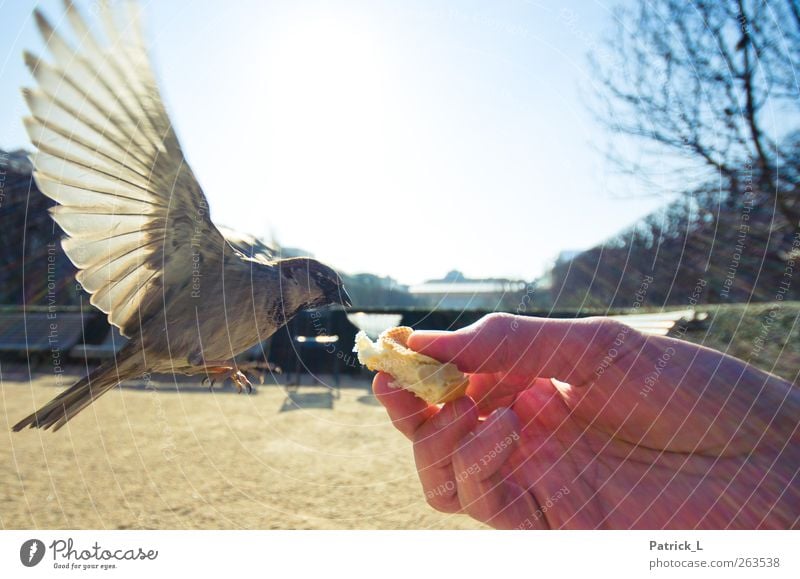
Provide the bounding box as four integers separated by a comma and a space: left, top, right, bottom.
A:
354, 326, 469, 404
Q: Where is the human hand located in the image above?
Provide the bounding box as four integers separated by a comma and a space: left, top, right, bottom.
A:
373, 313, 799, 529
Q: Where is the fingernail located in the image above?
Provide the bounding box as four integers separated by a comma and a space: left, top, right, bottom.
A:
407, 330, 453, 351
410, 330, 451, 338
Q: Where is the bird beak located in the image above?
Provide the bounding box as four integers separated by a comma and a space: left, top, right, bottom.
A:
339, 286, 352, 308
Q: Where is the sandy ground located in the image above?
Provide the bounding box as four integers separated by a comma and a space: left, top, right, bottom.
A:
0, 369, 485, 529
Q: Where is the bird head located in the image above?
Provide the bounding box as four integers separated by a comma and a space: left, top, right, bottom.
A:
278, 257, 352, 311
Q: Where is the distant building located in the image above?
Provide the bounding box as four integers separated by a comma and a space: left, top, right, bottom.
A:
409, 270, 528, 310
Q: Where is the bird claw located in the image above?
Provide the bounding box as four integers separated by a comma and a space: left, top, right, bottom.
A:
231, 370, 253, 394
201, 367, 253, 393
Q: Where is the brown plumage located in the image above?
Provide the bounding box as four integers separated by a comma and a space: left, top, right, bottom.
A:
12, 1, 350, 432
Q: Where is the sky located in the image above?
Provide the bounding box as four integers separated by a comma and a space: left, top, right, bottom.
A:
0, 0, 671, 285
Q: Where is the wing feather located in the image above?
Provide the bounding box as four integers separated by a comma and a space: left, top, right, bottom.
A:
22, 92, 154, 177
62, 231, 154, 268
35, 173, 158, 213
49, 207, 154, 238
33, 151, 152, 199
22, 60, 153, 170
26, 122, 157, 192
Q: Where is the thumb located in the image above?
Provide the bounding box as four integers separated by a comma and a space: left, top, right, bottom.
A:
406, 315, 516, 374
408, 328, 505, 374
407, 313, 616, 383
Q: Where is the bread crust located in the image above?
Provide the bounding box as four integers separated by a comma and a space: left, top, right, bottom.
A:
354, 326, 469, 404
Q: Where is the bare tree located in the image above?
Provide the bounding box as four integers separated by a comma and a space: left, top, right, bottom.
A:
593, 0, 800, 229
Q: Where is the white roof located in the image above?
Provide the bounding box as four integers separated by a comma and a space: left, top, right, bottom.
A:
409, 281, 526, 295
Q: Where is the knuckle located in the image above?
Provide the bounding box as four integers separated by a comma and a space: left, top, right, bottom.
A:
585, 316, 629, 341
580, 317, 646, 371
478, 312, 517, 336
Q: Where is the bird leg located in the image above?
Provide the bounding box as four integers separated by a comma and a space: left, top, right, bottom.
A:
200, 363, 254, 394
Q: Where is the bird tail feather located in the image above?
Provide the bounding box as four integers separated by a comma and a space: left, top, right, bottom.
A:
12, 346, 142, 432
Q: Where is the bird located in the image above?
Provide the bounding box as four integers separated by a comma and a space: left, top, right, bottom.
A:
12, 0, 351, 432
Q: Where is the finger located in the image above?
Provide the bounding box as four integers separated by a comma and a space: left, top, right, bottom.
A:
452, 407, 540, 529
455, 407, 521, 481
408, 313, 632, 384
412, 397, 479, 513
373, 372, 436, 440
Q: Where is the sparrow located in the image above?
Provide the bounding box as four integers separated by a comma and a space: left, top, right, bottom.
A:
13, 1, 351, 432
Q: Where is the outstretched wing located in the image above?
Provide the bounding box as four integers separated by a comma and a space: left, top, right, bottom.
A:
22, 0, 229, 338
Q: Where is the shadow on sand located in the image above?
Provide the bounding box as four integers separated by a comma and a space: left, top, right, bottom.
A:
356, 394, 381, 407
279, 390, 335, 412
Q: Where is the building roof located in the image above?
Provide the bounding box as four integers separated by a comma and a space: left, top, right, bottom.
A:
409, 281, 527, 295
